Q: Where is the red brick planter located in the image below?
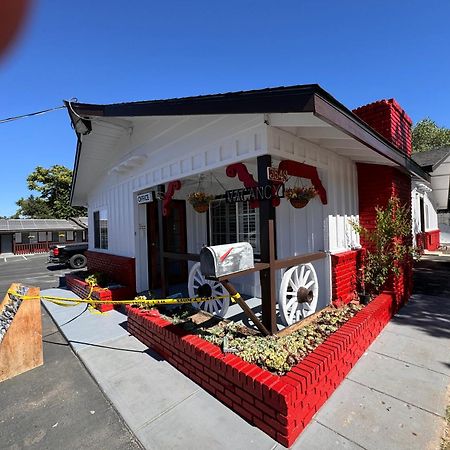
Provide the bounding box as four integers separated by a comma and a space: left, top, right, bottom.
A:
66, 274, 135, 312
127, 292, 396, 447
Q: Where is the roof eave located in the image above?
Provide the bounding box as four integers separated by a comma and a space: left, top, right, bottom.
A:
312, 93, 430, 183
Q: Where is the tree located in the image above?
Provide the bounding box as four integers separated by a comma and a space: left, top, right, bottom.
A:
412, 118, 450, 153
14, 165, 86, 219
13, 195, 53, 218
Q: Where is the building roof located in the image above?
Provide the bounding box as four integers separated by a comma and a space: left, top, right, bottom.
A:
0, 217, 88, 233
411, 147, 450, 171
66, 84, 430, 204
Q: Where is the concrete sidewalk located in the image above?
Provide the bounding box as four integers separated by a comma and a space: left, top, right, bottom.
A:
42, 264, 450, 449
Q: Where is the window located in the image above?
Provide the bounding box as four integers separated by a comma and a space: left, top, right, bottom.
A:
209, 200, 260, 253
38, 232, 47, 242
66, 230, 74, 241
94, 210, 108, 249
14, 233, 22, 244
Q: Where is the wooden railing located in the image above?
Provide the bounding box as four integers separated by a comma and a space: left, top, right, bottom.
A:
14, 243, 50, 255
13, 241, 85, 255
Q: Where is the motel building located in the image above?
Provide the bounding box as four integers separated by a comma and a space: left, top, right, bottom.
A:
66, 85, 430, 334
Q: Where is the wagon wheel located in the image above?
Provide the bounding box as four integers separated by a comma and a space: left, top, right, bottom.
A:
279, 263, 319, 326
188, 262, 230, 317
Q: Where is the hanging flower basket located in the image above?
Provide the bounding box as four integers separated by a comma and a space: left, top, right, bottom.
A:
188, 192, 214, 213
289, 198, 309, 209
285, 186, 317, 209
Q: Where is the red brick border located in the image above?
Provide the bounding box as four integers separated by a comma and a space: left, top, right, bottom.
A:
127, 292, 396, 447
66, 274, 134, 312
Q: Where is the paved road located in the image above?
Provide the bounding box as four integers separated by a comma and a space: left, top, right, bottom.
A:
0, 254, 142, 450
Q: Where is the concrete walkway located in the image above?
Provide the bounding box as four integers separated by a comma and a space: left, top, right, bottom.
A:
42, 256, 450, 449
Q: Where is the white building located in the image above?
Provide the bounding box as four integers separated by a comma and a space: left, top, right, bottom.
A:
66, 85, 428, 332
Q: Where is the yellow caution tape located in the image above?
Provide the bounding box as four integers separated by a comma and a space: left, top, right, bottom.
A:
7, 289, 240, 309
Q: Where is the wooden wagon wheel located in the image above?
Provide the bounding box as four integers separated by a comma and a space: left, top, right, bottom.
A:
188, 262, 230, 317
278, 263, 319, 326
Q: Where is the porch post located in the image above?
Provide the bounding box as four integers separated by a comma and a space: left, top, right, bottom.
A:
157, 184, 168, 297
257, 154, 278, 334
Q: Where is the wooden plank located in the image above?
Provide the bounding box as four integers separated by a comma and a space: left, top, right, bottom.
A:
163, 251, 200, 262
276, 305, 334, 337
0, 285, 43, 382
211, 263, 270, 282
157, 184, 168, 297
258, 155, 278, 335
220, 280, 270, 336
272, 251, 327, 271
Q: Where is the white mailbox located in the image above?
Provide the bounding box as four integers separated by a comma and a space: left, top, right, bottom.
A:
200, 242, 254, 279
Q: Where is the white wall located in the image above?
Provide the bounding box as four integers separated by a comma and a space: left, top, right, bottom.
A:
268, 127, 359, 311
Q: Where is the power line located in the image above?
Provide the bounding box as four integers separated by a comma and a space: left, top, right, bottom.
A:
0, 105, 66, 124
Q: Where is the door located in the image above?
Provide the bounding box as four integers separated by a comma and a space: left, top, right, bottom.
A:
419, 197, 426, 232
0, 234, 13, 254
147, 200, 188, 289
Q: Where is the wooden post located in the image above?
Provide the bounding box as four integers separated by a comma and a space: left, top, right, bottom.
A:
157, 184, 168, 297
0, 284, 43, 382
221, 280, 269, 336
257, 155, 278, 334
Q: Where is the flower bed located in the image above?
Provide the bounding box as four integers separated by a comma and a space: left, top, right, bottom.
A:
127, 292, 395, 447
66, 273, 134, 312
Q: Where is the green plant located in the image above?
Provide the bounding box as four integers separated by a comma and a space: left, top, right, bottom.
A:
284, 186, 317, 201
187, 191, 214, 206
85, 272, 109, 288
350, 196, 418, 297
193, 303, 361, 374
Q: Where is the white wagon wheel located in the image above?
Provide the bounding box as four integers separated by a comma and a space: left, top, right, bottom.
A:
279, 263, 319, 326
188, 262, 230, 317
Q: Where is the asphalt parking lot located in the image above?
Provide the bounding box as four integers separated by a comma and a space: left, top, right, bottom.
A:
0, 254, 141, 450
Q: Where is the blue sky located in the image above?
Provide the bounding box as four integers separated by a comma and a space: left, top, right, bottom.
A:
1, 0, 449, 216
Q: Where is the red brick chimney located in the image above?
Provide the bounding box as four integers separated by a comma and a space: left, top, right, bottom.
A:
353, 99, 412, 156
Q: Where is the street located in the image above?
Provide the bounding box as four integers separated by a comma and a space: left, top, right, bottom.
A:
0, 254, 141, 450
0, 254, 71, 298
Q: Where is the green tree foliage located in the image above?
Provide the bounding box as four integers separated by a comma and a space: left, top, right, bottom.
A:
14, 165, 86, 219
13, 195, 52, 219
412, 118, 450, 153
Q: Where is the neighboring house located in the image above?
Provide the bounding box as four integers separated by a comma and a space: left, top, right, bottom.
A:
65, 85, 428, 330
412, 147, 450, 249
0, 217, 88, 255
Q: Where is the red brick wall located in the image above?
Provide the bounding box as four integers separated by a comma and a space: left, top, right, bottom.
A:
416, 229, 440, 251
353, 99, 412, 156
357, 163, 412, 304
85, 251, 136, 293
331, 250, 363, 306
127, 291, 395, 447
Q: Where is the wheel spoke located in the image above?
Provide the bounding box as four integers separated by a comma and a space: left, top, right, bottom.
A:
299, 266, 305, 284
286, 297, 297, 311
288, 305, 298, 322
194, 273, 203, 284
301, 270, 311, 285
304, 279, 315, 289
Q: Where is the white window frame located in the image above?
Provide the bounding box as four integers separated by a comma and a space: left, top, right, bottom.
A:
209, 199, 260, 254
94, 209, 108, 250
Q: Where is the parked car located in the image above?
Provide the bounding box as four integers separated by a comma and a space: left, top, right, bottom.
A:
48, 243, 88, 269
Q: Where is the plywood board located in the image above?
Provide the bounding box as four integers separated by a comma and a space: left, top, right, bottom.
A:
0, 284, 43, 382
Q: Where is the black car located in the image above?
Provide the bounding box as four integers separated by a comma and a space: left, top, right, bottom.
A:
48, 243, 88, 269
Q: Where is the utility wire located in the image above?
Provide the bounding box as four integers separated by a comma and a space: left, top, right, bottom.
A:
0, 105, 66, 124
